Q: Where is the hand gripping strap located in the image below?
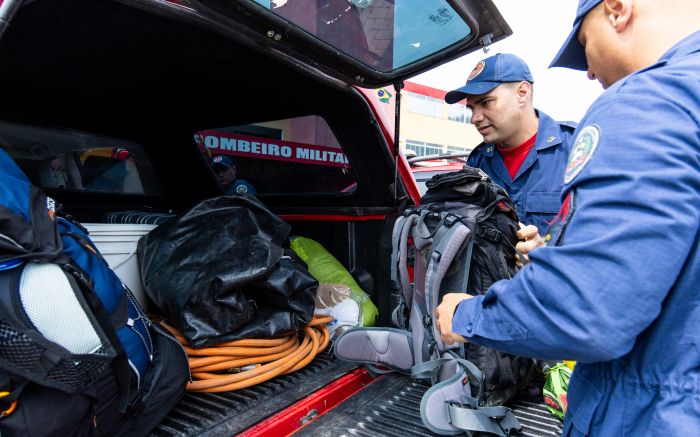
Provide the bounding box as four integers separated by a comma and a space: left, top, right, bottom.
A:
418, 354, 521, 436
334, 327, 414, 374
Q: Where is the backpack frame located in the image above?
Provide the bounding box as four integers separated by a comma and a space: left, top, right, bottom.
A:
336, 167, 533, 436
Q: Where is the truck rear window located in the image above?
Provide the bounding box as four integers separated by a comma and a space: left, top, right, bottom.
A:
196, 115, 356, 195
0, 121, 162, 196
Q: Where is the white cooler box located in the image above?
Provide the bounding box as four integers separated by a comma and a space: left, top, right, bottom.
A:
82, 223, 157, 309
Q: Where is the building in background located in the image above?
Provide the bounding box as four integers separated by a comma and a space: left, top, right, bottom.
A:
373, 81, 483, 157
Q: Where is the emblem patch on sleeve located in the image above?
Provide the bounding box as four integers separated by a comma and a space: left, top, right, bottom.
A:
236, 184, 248, 194
564, 125, 599, 184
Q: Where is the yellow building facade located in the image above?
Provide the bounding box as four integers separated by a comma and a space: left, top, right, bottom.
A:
373, 82, 484, 157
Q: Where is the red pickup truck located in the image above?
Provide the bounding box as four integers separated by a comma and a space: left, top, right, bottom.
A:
0, 0, 562, 435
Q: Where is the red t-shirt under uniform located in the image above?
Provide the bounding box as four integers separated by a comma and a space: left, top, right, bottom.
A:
497, 133, 537, 180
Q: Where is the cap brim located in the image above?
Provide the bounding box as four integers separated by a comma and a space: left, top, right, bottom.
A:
212, 163, 232, 170
444, 81, 501, 104
549, 23, 588, 71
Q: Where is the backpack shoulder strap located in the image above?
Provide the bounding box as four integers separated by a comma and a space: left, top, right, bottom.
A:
423, 213, 471, 353
390, 211, 418, 328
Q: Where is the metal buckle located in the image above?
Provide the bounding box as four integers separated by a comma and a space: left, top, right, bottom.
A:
443, 214, 458, 227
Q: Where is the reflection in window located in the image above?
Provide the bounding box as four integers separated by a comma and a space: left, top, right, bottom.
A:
406, 139, 443, 157
407, 92, 444, 118
446, 145, 472, 154
249, 0, 472, 72
448, 105, 471, 124
77, 148, 143, 193
0, 121, 159, 195
195, 115, 356, 195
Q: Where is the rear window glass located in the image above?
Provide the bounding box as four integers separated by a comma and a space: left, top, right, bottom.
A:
0, 121, 161, 195
251, 0, 472, 72
195, 115, 356, 195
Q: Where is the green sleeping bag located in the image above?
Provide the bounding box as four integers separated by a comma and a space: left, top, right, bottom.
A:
290, 236, 377, 327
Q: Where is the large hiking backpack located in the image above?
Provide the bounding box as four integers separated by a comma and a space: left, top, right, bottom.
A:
335, 167, 533, 436
0, 149, 188, 436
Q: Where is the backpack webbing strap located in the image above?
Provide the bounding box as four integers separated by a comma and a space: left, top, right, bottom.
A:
424, 215, 471, 353
411, 356, 485, 402
446, 402, 521, 437
390, 212, 418, 328
417, 355, 521, 436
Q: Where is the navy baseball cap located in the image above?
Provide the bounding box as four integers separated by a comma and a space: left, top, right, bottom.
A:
549, 0, 603, 70
444, 53, 534, 104
211, 155, 235, 169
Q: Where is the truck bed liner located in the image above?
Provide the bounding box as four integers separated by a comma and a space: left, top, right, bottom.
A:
295, 373, 563, 437
151, 352, 355, 436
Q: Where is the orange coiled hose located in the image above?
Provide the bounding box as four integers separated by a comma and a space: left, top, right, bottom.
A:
160, 316, 333, 393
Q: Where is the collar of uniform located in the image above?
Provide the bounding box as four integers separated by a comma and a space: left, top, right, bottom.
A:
657, 30, 700, 65
534, 110, 567, 151
476, 110, 564, 157
608, 31, 700, 93
476, 142, 497, 158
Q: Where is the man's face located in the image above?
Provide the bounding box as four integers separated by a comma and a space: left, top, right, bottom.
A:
214, 165, 236, 188
578, 5, 630, 88
467, 83, 523, 146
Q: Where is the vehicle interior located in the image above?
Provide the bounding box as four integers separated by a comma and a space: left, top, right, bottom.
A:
0, 1, 404, 433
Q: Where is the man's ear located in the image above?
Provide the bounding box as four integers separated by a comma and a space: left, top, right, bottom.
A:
516, 81, 532, 106
604, 0, 633, 32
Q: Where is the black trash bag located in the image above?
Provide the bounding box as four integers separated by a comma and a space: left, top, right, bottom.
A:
138, 195, 316, 347
227, 253, 318, 342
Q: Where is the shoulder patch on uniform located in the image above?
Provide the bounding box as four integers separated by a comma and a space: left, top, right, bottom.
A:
564, 125, 599, 184
236, 184, 248, 194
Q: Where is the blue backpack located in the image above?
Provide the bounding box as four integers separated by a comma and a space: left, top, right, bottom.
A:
0, 149, 187, 436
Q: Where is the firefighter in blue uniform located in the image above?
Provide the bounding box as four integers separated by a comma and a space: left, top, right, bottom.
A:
435, 0, 700, 435
210, 155, 256, 195
445, 53, 577, 235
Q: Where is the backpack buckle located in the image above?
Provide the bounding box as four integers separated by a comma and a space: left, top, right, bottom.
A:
478, 226, 502, 242
428, 341, 437, 356
443, 214, 459, 228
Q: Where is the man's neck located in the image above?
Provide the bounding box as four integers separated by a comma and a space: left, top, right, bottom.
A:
632, 14, 700, 72
499, 112, 539, 150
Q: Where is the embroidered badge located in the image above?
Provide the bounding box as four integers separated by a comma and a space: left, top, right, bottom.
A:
468, 61, 486, 81
564, 125, 599, 184
236, 184, 248, 194
213, 155, 223, 164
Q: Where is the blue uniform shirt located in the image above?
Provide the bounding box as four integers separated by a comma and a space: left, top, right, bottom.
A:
453, 32, 700, 436
226, 178, 256, 195
467, 110, 576, 234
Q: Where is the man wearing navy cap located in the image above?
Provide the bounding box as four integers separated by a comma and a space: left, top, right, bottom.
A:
436, 1, 700, 435
445, 53, 576, 237
210, 155, 257, 195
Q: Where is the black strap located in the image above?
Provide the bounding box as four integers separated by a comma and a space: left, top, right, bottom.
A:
64, 264, 133, 413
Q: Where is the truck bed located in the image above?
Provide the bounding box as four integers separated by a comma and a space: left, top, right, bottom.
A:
153, 353, 562, 437
296, 373, 563, 437
151, 353, 356, 436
